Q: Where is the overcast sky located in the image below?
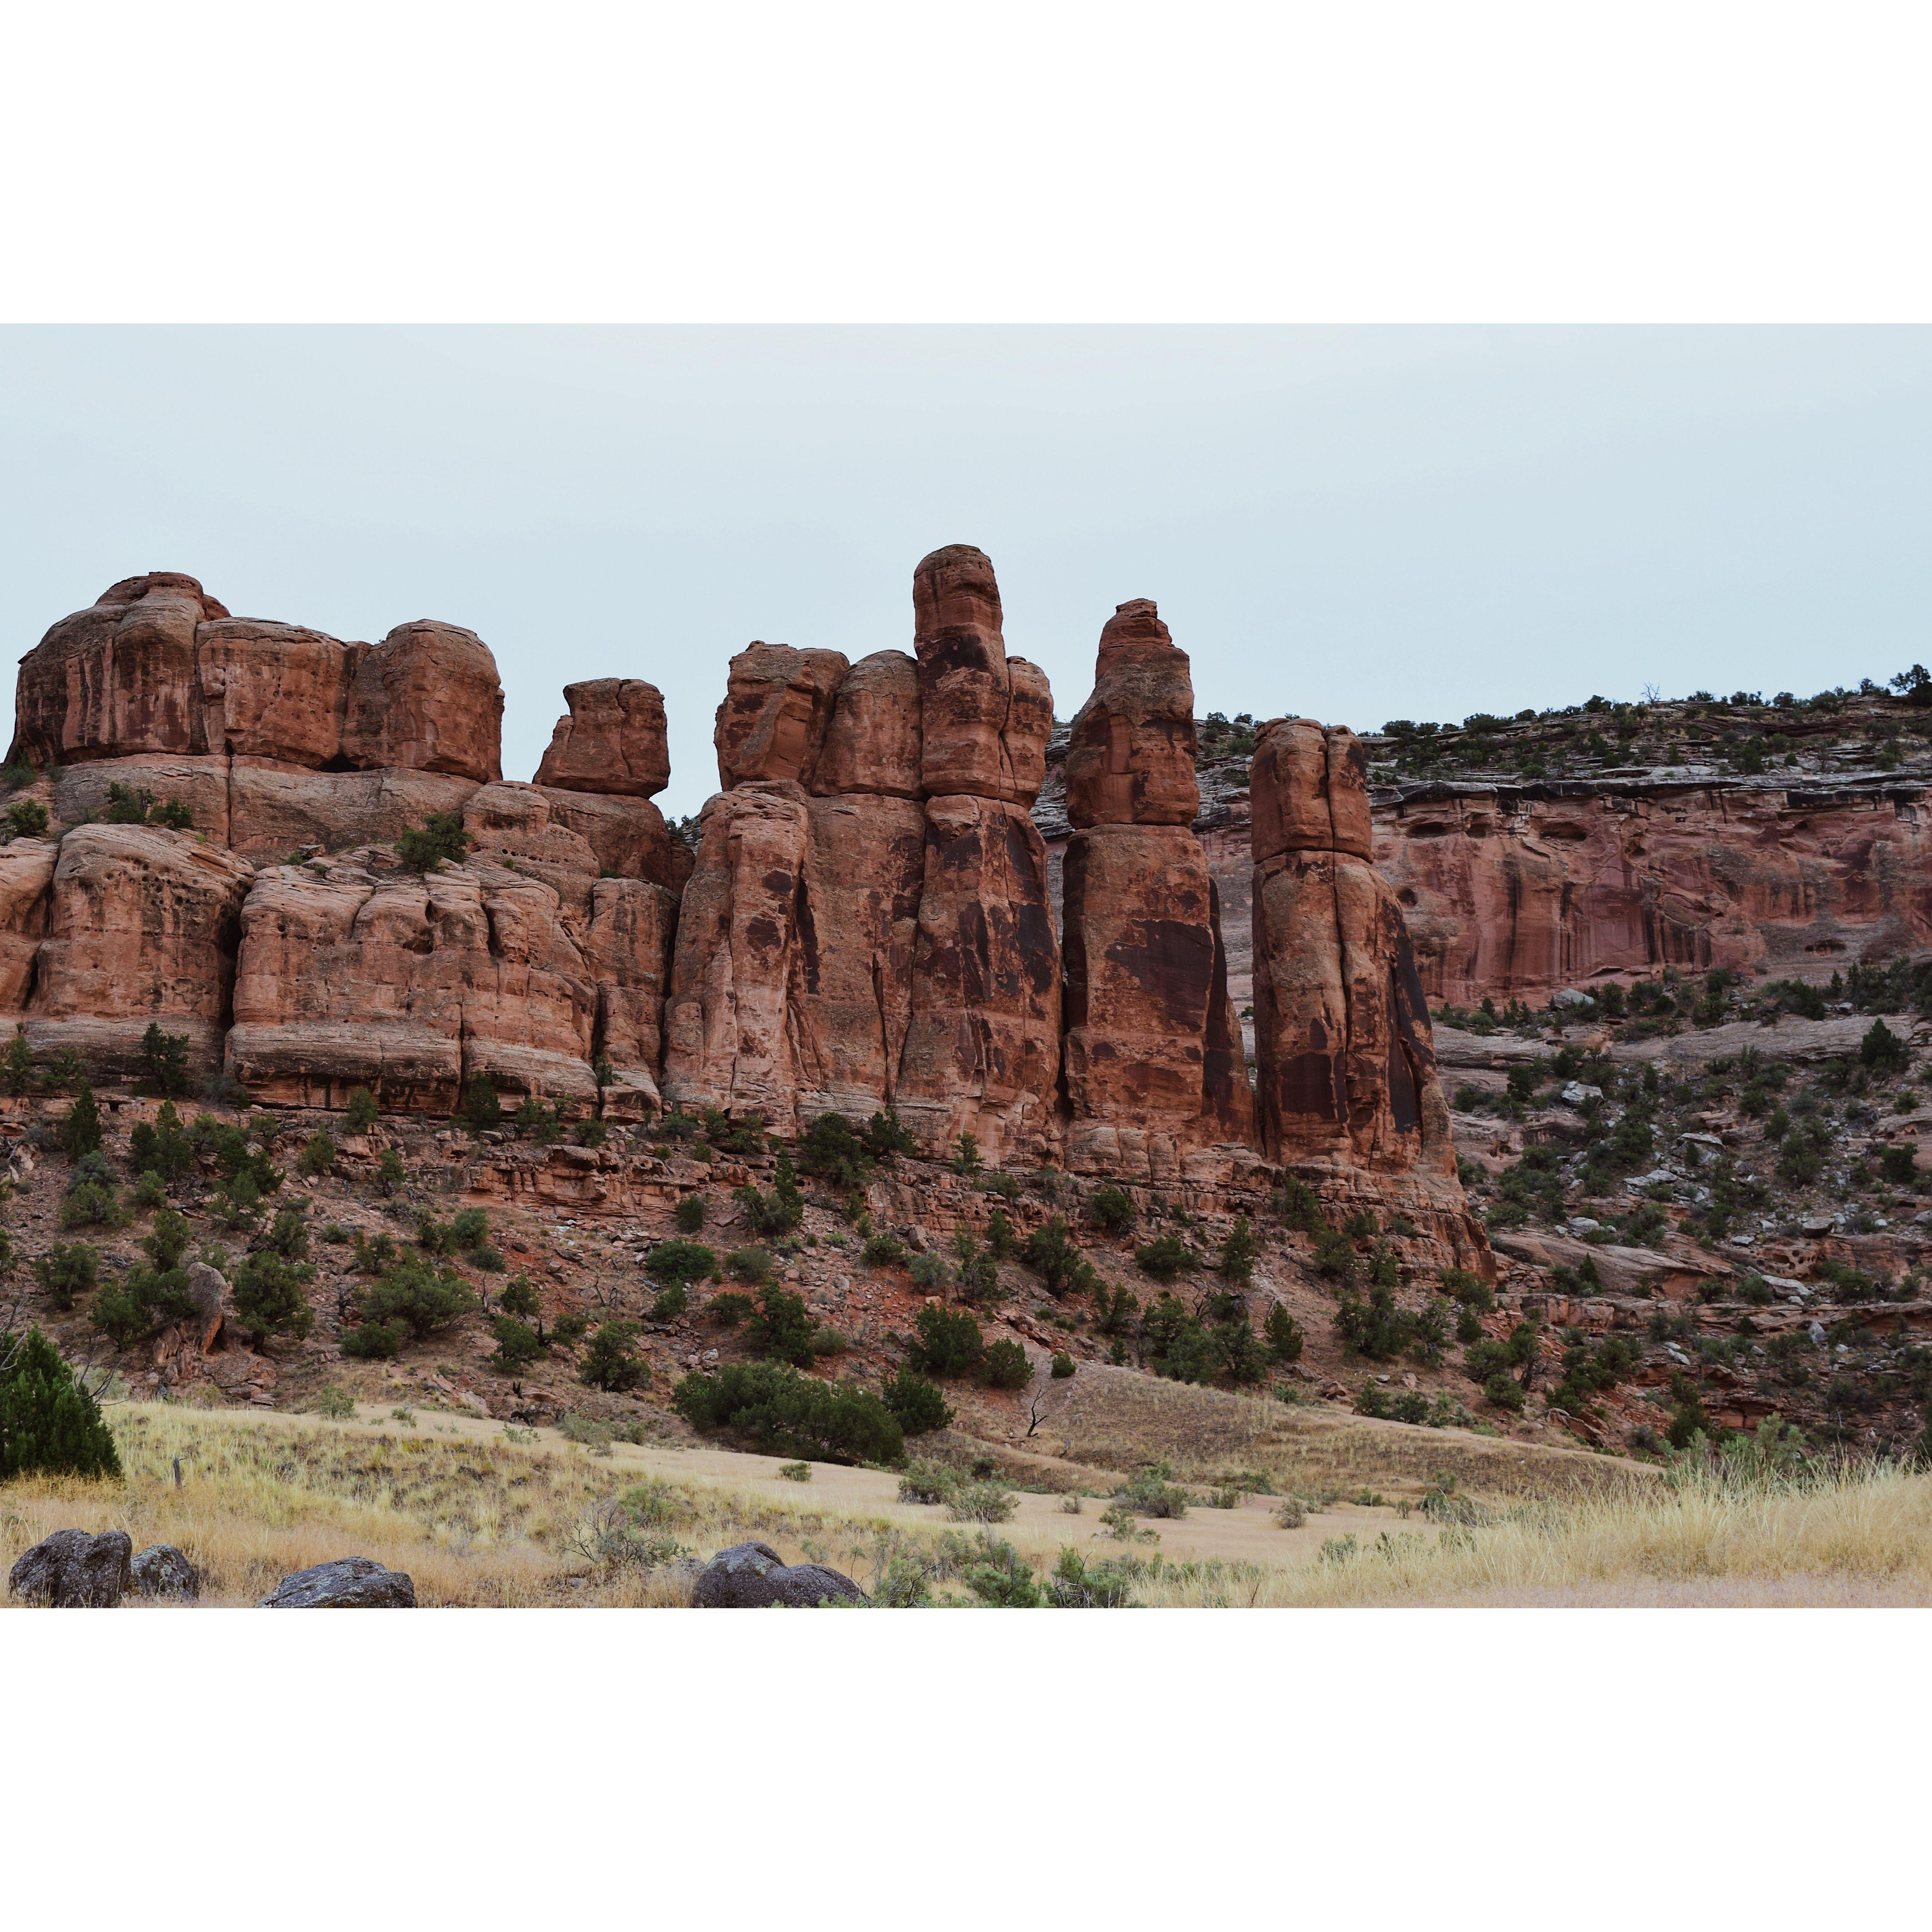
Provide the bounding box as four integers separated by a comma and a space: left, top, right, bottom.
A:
3, 326, 1927, 820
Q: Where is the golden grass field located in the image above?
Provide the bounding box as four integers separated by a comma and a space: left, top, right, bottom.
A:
3, 1392, 1930, 1606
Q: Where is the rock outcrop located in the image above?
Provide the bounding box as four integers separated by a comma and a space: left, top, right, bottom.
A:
8, 1528, 134, 1607
1249, 717, 1455, 1178
690, 1538, 866, 1607
130, 1543, 202, 1599
1058, 602, 1252, 1176
535, 678, 672, 798
715, 643, 848, 789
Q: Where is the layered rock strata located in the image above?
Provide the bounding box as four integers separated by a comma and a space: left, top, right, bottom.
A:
1059, 601, 1253, 1177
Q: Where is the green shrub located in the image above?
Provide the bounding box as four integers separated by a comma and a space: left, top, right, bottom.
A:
673, 1360, 904, 1465
980, 1338, 1031, 1389
460, 1074, 502, 1132
342, 1321, 406, 1359
489, 1316, 544, 1372
2, 1027, 34, 1096
59, 1181, 125, 1231
951, 1131, 983, 1176
864, 1109, 917, 1161
60, 1084, 102, 1160
735, 1153, 804, 1237
1263, 1303, 1304, 1363
675, 1194, 707, 1233
1862, 1018, 1910, 1076
264, 1205, 310, 1261
345, 1087, 379, 1133
1219, 1218, 1258, 1286
581, 1319, 648, 1391
1273, 1175, 1324, 1233
898, 1456, 956, 1503
985, 1208, 1016, 1260
313, 1384, 355, 1420
952, 1232, 1000, 1305
1090, 1186, 1135, 1233
1022, 1217, 1095, 1297
513, 1096, 562, 1145
651, 1283, 689, 1319
707, 1291, 754, 1327
33, 1241, 99, 1311
1879, 1144, 1918, 1187
745, 1286, 818, 1365
882, 1366, 954, 1435
139, 1206, 191, 1273
1050, 1351, 1075, 1379
862, 1232, 907, 1267
948, 1480, 1017, 1523
909, 1303, 984, 1378
131, 1169, 166, 1210
396, 811, 471, 872
293, 1130, 335, 1179
0, 1326, 120, 1480
798, 1111, 874, 1189
645, 1239, 716, 1286
357, 1254, 476, 1340
724, 1246, 774, 1287
5, 797, 50, 840
909, 1250, 949, 1293
1116, 1463, 1189, 1518
1135, 1233, 1191, 1282
138, 1022, 191, 1098
1483, 1373, 1526, 1412
231, 1251, 317, 1347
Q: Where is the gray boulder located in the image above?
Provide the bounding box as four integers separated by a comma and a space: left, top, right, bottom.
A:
692, 1539, 866, 1608
130, 1543, 201, 1599
9, 1528, 134, 1607
258, 1557, 417, 1608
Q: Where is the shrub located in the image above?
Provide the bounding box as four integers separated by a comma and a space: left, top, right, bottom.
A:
1022, 1217, 1092, 1296
1273, 1175, 1324, 1233
980, 1338, 1031, 1389
707, 1291, 755, 1327
312, 1384, 354, 1420
138, 1022, 191, 1098
342, 1321, 405, 1359
264, 1205, 310, 1261
1219, 1218, 1257, 1286
673, 1360, 904, 1465
724, 1246, 774, 1286
736, 1153, 804, 1237
396, 811, 471, 872
909, 1303, 984, 1378
908, 1250, 948, 1294
357, 1255, 476, 1340
1862, 1018, 1910, 1076
1090, 1186, 1135, 1233
1483, 1373, 1526, 1412
33, 1242, 98, 1311
581, 1319, 648, 1391
952, 1232, 1000, 1305
1440, 1265, 1494, 1311
948, 1480, 1017, 1523
60, 1084, 102, 1160
863, 1232, 907, 1267
460, 1074, 503, 1133
142, 1206, 191, 1272
295, 1131, 336, 1179
745, 1286, 818, 1365
898, 1456, 957, 1503
651, 1283, 689, 1319
231, 1251, 317, 1348
865, 1110, 917, 1161
882, 1366, 954, 1435
449, 1206, 489, 1250
0, 1326, 120, 1480
1, 1027, 33, 1096
985, 1208, 1016, 1260
346, 1087, 380, 1132
1050, 1351, 1075, 1379
951, 1131, 983, 1176
1135, 1233, 1191, 1282
132, 1169, 167, 1209
799, 1111, 874, 1189
1116, 1463, 1189, 1518
59, 1181, 124, 1230
489, 1315, 544, 1372
675, 1194, 707, 1233
644, 1239, 716, 1286
1263, 1303, 1304, 1363
5, 797, 49, 841
514, 1096, 562, 1145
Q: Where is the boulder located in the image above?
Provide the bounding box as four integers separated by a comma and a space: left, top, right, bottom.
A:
258, 1556, 417, 1607
341, 620, 504, 782
714, 643, 848, 790
535, 678, 671, 797
691, 1539, 866, 1608
1063, 599, 1200, 828
187, 1260, 229, 1351
130, 1542, 201, 1599
8, 1528, 134, 1607
894, 793, 1062, 1162
813, 651, 923, 799
23, 824, 256, 1076
191, 617, 357, 766
1061, 823, 1253, 1174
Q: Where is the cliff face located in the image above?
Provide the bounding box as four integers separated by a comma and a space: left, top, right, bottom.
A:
2, 560, 1485, 1260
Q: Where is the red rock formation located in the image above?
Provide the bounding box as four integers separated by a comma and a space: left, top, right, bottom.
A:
0, 839, 59, 1015
536, 679, 671, 798
894, 793, 1062, 1162
10, 578, 504, 784
1064, 599, 1200, 828
1375, 780, 1932, 1007
226, 764, 482, 863
714, 643, 849, 790
1248, 718, 1455, 1179
1057, 600, 1254, 1176
20, 825, 255, 1075
813, 652, 922, 798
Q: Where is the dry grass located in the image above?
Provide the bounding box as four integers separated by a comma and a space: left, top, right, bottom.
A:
6, 1400, 1930, 1607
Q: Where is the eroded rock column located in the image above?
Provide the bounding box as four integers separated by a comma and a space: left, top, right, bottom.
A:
1059, 599, 1254, 1178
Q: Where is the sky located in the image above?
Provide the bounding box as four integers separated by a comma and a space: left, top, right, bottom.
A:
3, 326, 1928, 822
